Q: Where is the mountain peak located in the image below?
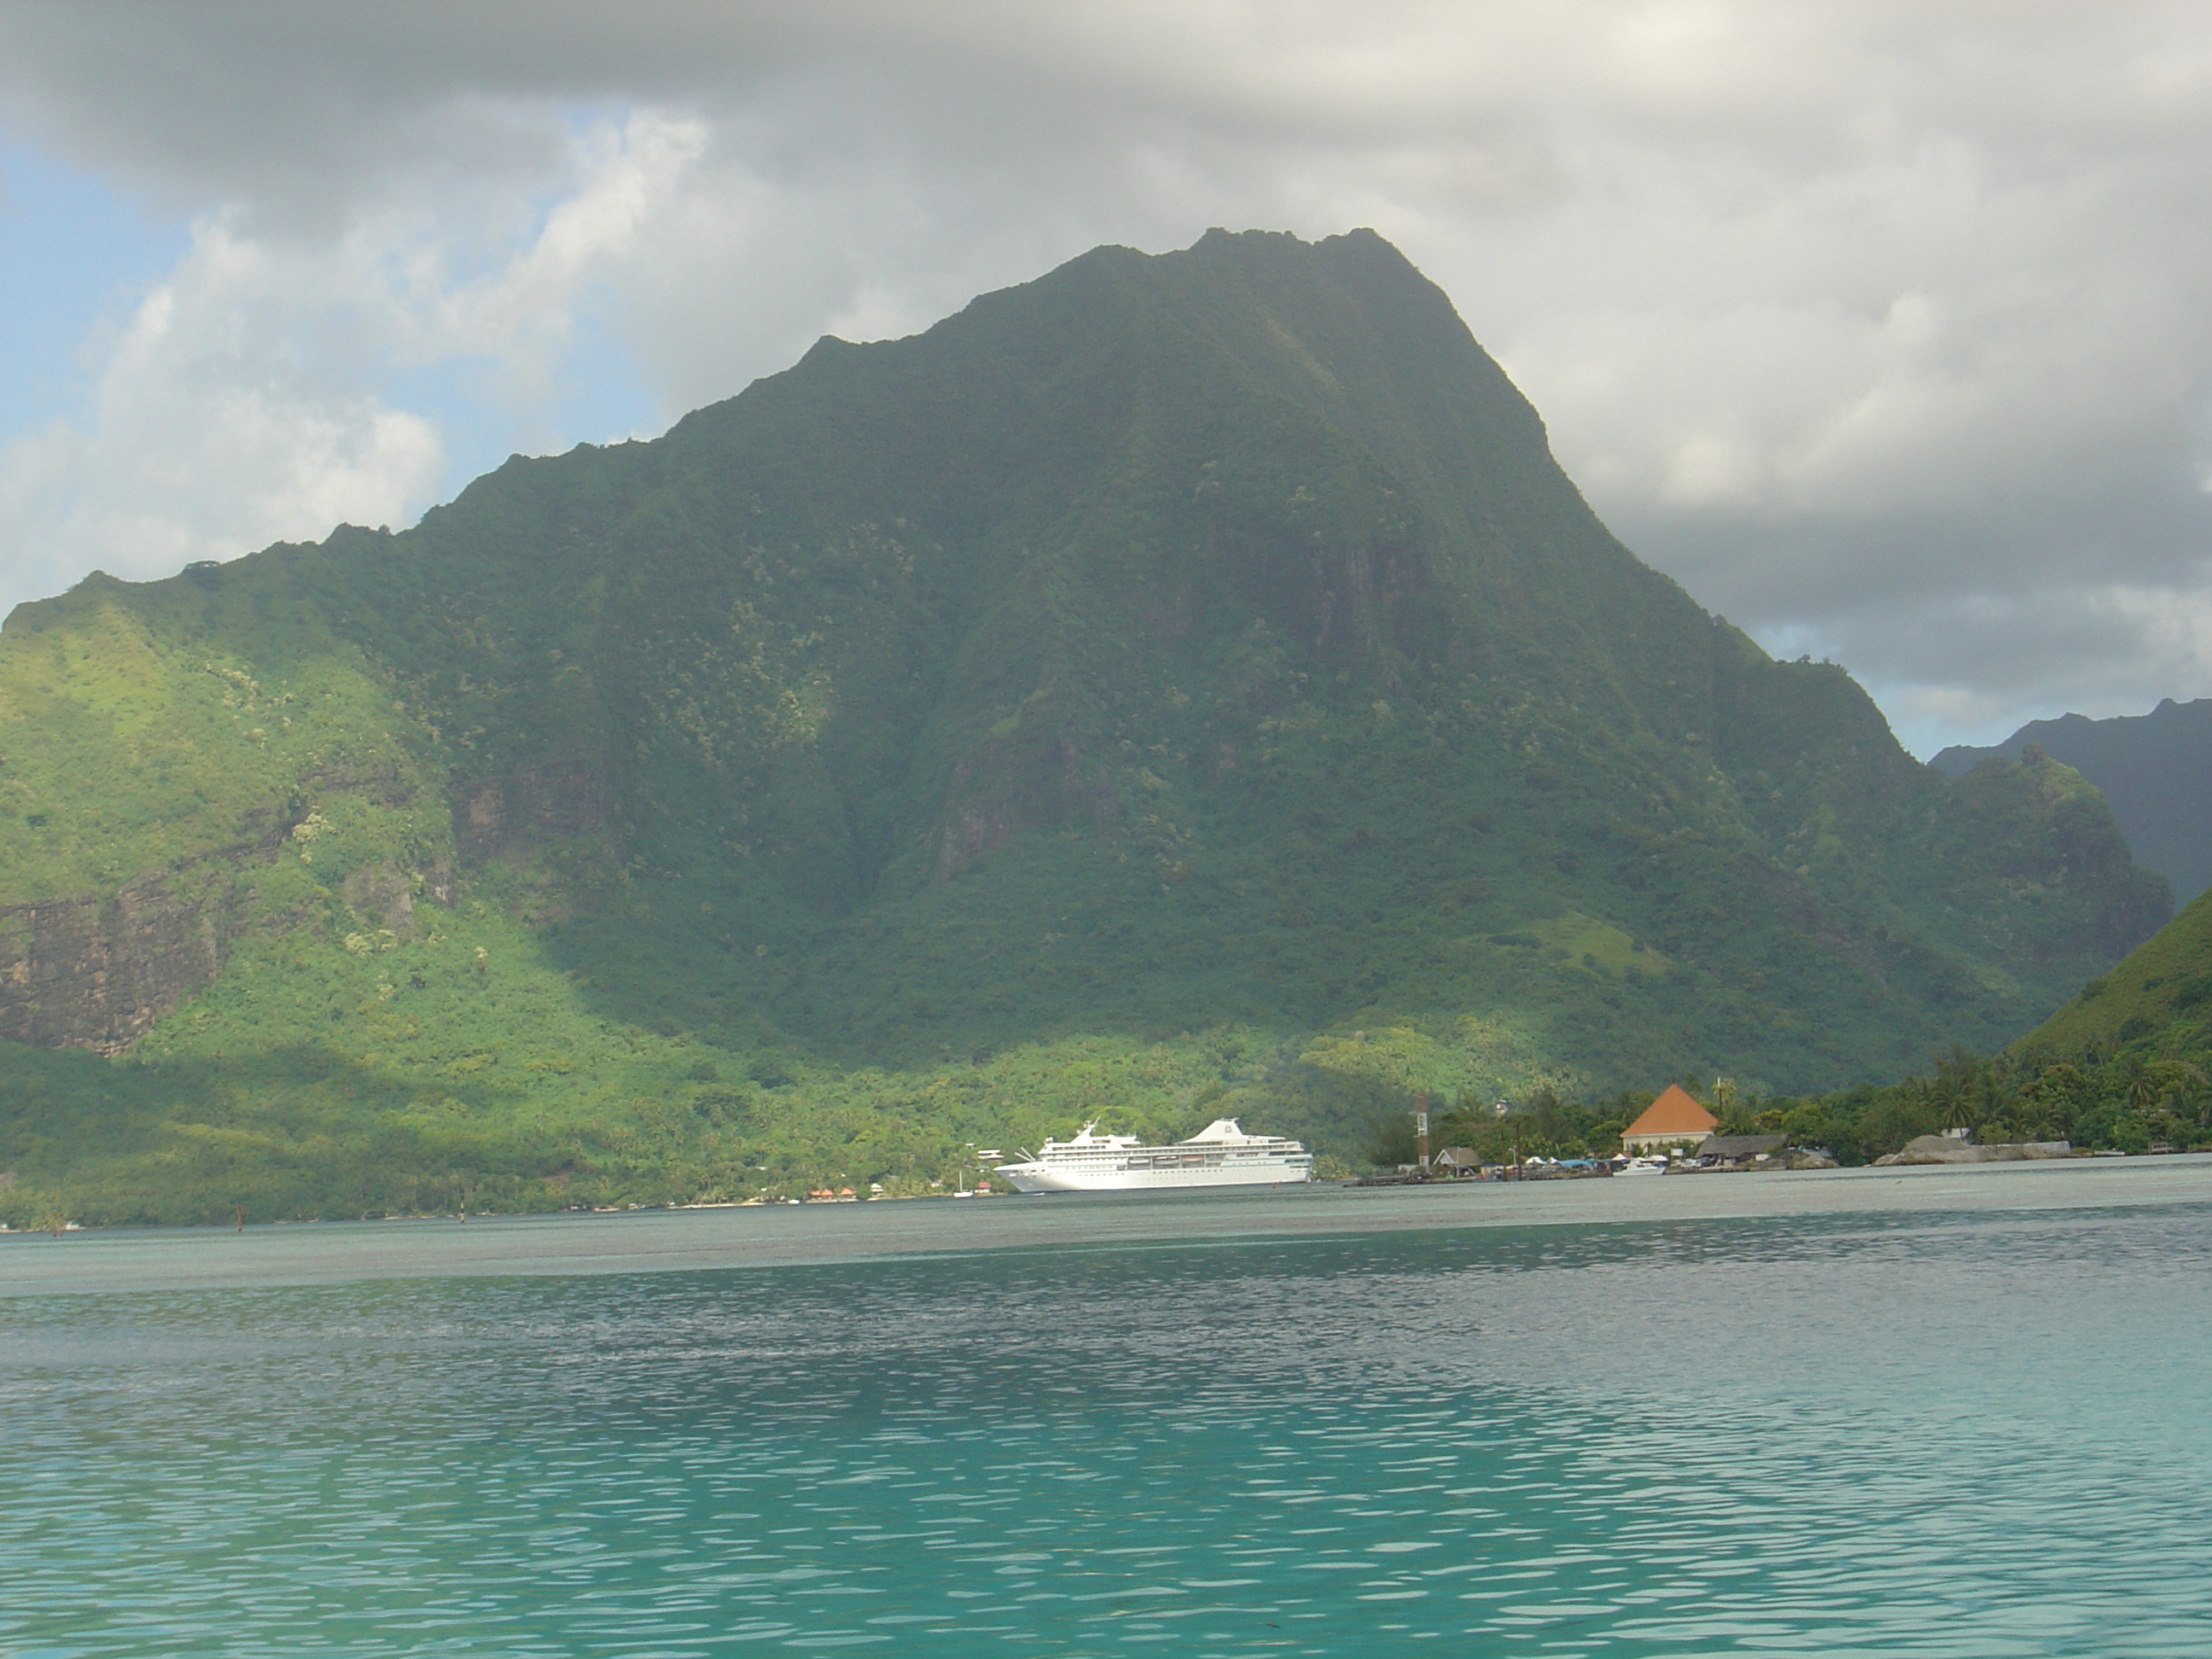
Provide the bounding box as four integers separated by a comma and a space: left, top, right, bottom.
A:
0, 229, 2171, 1222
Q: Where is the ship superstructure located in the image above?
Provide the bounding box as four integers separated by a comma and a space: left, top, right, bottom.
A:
994, 1119, 1313, 1193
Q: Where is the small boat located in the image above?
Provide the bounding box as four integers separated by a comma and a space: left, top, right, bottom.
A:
1614, 1155, 1669, 1176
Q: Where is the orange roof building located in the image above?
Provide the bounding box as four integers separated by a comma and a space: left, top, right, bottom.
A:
1621, 1085, 1718, 1153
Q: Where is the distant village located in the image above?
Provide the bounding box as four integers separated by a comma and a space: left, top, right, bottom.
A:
1394, 1084, 2075, 1183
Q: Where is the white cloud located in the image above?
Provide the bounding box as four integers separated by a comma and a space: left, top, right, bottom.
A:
1, 215, 447, 597
0, 108, 711, 602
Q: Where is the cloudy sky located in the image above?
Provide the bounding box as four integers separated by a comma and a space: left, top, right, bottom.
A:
4, 1, 2211, 755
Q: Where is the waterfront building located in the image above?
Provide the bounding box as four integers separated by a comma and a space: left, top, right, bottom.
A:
1691, 1132, 1789, 1167
1621, 1085, 1718, 1154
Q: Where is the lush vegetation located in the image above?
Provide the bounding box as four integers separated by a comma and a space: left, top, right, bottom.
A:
1579, 760, 2212, 1170
1379, 876, 2212, 1168
1935, 704, 2212, 905
1364, 1049, 2212, 1173
0, 230, 2174, 1228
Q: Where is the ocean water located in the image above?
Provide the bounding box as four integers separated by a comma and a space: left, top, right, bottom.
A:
6, 1202, 2212, 1656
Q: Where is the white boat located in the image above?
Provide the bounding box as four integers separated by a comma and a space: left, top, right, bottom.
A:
1615, 1155, 1669, 1176
995, 1118, 1313, 1193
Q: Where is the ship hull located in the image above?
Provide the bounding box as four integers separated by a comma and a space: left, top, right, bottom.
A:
997, 1161, 1312, 1194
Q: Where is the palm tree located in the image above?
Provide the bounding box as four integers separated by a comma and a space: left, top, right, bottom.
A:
2125, 1062, 2161, 1116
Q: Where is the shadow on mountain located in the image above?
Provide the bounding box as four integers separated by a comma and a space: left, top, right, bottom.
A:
0, 1041, 634, 1227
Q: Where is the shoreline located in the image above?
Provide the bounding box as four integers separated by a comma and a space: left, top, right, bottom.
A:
5, 1153, 2210, 1297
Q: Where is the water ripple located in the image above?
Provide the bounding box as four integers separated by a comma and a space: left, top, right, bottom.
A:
3, 1206, 2210, 1654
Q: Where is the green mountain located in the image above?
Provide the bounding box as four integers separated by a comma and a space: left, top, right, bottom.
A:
0, 229, 2171, 1224
1933, 699, 2212, 903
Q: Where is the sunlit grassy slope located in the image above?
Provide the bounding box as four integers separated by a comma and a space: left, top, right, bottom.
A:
0, 229, 2170, 1222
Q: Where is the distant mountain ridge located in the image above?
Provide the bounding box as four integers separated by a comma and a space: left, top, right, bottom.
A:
0, 228, 2173, 1224
1932, 699, 2212, 902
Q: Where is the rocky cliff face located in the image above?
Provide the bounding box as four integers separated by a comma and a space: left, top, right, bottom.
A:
0, 839, 277, 1053
454, 762, 608, 865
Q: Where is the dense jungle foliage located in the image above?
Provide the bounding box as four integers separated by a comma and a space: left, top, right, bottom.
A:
1377, 881, 2212, 1166
0, 229, 2175, 1227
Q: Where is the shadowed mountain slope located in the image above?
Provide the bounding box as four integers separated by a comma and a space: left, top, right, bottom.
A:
0, 229, 2171, 1222
1933, 698, 2212, 903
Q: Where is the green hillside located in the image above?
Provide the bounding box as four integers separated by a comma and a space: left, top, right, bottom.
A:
1709, 870, 2212, 1165
0, 229, 2171, 1225
1934, 701, 2212, 902
2017, 881, 2212, 1063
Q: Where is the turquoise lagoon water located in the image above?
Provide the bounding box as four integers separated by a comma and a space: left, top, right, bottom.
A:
6, 1202, 2212, 1656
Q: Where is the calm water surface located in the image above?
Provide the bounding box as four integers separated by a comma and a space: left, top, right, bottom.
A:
7, 1204, 2211, 1656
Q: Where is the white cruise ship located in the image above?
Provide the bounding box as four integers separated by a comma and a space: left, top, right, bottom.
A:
995, 1119, 1313, 1193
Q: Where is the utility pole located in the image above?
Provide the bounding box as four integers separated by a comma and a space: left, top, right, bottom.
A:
1493, 1099, 1518, 1179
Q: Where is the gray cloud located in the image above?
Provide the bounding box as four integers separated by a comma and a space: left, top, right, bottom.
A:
6, 1, 2212, 751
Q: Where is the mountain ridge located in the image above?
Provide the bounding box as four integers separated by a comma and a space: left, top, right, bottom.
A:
1932, 697, 2212, 902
